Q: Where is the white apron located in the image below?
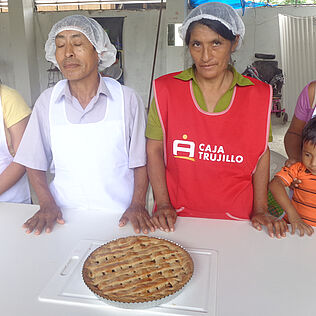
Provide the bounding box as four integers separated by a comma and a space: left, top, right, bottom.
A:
49, 78, 134, 211
0, 97, 30, 203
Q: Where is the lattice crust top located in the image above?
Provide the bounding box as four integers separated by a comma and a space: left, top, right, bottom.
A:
82, 236, 194, 303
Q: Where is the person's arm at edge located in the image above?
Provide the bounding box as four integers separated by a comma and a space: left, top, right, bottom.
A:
284, 115, 305, 166
146, 138, 177, 232
284, 82, 316, 167
0, 116, 30, 195
119, 166, 155, 234
15, 88, 63, 235
269, 176, 313, 236
251, 148, 288, 238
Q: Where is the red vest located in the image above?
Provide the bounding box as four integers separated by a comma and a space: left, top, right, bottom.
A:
154, 72, 271, 220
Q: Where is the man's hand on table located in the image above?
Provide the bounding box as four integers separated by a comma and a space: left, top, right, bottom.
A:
152, 204, 177, 233
251, 212, 288, 238
22, 202, 65, 235
119, 203, 155, 234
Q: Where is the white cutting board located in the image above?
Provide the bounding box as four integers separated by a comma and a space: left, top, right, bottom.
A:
39, 239, 218, 315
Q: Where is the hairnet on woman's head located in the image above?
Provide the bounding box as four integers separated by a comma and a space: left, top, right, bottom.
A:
45, 15, 117, 71
179, 2, 245, 50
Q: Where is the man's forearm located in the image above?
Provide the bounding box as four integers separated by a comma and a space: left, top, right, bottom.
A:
26, 167, 57, 207
130, 166, 148, 207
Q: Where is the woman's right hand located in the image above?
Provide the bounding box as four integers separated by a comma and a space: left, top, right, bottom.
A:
152, 204, 177, 232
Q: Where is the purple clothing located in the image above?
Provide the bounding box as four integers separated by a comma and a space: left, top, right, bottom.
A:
294, 82, 316, 122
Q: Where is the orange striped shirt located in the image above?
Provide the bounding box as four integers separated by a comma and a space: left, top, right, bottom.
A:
276, 162, 316, 226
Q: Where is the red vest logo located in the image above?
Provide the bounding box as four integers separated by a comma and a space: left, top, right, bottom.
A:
172, 134, 244, 164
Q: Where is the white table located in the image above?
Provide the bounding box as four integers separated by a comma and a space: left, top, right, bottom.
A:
1, 202, 315, 316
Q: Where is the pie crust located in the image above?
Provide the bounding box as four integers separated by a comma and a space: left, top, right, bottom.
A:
82, 236, 194, 304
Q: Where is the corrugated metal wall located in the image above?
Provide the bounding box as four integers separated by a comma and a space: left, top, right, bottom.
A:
279, 14, 316, 120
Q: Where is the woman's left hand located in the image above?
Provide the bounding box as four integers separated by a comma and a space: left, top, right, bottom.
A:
251, 212, 288, 238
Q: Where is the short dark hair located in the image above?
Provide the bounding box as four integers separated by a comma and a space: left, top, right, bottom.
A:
302, 116, 316, 146
185, 19, 236, 46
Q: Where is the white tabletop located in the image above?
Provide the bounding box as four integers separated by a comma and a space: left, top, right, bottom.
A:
1, 202, 315, 316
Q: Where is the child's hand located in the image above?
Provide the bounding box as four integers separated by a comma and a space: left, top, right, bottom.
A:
288, 215, 314, 236
289, 178, 301, 190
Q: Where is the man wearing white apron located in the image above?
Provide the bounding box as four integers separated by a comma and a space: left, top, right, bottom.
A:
15, 15, 153, 235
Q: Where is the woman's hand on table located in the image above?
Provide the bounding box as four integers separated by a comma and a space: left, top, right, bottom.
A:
251, 212, 288, 238
152, 204, 177, 232
22, 202, 64, 235
119, 203, 155, 234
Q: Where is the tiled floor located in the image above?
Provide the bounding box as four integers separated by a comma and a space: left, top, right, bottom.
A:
269, 113, 290, 158
269, 113, 290, 180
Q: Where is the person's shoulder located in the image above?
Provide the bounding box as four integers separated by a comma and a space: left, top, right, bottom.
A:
121, 84, 136, 95
121, 84, 145, 111
121, 84, 141, 102
0, 84, 30, 113
307, 81, 316, 105
1, 84, 25, 101
155, 71, 184, 83
245, 76, 270, 88
307, 81, 316, 90
34, 87, 54, 107
290, 162, 306, 174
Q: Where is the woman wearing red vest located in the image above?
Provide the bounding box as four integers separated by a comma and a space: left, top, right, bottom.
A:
146, 2, 288, 238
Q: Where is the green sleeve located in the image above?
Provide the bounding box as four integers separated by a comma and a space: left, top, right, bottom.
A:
268, 122, 273, 142
145, 98, 163, 140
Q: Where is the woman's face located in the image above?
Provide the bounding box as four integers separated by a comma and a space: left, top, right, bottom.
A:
188, 23, 238, 81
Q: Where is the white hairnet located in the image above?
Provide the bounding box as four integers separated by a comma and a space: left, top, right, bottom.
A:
45, 15, 117, 71
179, 2, 245, 50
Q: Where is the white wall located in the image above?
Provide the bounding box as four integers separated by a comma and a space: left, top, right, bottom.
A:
0, 5, 316, 110
236, 5, 316, 118
33, 9, 167, 108
235, 5, 316, 74
0, 8, 167, 107
0, 14, 14, 86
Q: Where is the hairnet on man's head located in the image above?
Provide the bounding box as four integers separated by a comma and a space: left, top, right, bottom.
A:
179, 2, 245, 50
45, 15, 117, 71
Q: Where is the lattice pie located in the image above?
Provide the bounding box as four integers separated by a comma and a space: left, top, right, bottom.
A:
82, 236, 194, 304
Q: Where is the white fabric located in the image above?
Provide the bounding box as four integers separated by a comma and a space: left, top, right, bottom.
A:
49, 77, 134, 211
0, 97, 30, 203
45, 15, 117, 71
13, 78, 147, 172
179, 2, 245, 50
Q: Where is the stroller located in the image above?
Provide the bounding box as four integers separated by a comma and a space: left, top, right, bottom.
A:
242, 53, 288, 124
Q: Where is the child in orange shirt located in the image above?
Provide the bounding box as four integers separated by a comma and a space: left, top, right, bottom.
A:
269, 117, 316, 237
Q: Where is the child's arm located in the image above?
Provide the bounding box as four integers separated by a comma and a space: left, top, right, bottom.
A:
269, 176, 314, 236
